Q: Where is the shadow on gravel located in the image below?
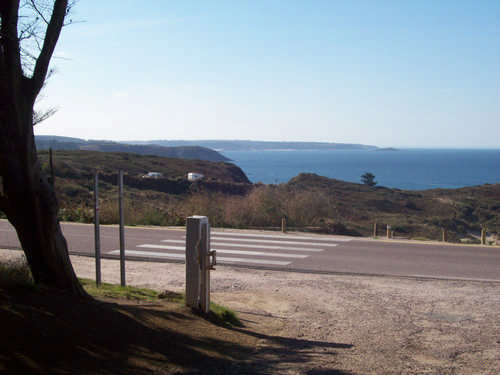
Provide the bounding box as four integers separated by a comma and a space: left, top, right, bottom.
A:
0, 285, 355, 374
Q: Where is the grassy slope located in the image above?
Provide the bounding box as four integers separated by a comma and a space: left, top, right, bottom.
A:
3, 151, 497, 242
38, 150, 249, 183
35, 150, 252, 225
288, 173, 500, 241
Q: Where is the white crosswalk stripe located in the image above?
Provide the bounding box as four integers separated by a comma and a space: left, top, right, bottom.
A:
211, 236, 337, 247
160, 239, 326, 252
137, 244, 308, 258
112, 231, 348, 267
108, 250, 292, 266
109, 250, 184, 260
212, 231, 352, 242
139, 244, 185, 250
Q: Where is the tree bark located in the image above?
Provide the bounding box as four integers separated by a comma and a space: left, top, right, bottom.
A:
0, 89, 86, 296
0, 0, 86, 296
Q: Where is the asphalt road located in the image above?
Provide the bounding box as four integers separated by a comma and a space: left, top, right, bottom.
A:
1, 220, 499, 281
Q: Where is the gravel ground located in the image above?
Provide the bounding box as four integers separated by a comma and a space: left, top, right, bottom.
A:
2, 249, 499, 374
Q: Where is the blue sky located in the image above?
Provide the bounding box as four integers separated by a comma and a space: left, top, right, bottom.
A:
34, 1, 499, 148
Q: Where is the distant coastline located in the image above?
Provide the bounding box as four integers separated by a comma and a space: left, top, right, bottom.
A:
36, 136, 388, 153
133, 139, 382, 152
34, 136, 231, 162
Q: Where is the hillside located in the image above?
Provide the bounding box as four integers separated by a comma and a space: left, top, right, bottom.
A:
3, 151, 497, 243
32, 150, 252, 225
287, 173, 500, 241
38, 150, 248, 183
35, 136, 231, 162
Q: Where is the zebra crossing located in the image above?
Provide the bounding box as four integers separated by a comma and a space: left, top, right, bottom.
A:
108, 231, 350, 267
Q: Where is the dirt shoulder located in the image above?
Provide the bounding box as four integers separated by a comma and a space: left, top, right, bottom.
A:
1, 249, 499, 374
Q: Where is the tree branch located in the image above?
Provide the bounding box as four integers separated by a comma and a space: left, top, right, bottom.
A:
29, 0, 51, 25
33, 106, 57, 125
29, 0, 68, 98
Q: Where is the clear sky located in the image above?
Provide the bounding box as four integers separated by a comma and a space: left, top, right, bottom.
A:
34, 0, 499, 148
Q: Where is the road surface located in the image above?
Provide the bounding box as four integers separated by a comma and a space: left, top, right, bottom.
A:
1, 220, 499, 281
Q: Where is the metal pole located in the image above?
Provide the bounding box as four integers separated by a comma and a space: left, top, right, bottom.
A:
49, 148, 55, 186
119, 170, 126, 286
94, 172, 101, 286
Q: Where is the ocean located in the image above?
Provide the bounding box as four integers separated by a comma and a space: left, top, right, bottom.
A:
222, 149, 500, 190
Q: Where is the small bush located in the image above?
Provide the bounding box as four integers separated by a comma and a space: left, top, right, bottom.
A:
0, 259, 33, 288
209, 303, 242, 327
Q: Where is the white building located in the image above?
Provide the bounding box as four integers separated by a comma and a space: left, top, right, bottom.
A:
142, 172, 163, 179
187, 172, 204, 181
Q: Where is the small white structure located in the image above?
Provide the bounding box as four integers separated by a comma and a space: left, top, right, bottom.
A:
142, 172, 163, 179
187, 172, 204, 181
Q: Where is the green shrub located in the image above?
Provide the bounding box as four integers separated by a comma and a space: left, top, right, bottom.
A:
0, 259, 33, 288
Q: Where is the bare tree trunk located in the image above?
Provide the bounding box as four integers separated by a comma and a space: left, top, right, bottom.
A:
0, 100, 86, 296
0, 0, 86, 295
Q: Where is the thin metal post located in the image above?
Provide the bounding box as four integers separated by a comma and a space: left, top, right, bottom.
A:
49, 148, 55, 186
94, 172, 101, 286
119, 170, 126, 286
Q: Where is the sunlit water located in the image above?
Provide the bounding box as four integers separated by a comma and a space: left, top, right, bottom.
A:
222, 149, 500, 190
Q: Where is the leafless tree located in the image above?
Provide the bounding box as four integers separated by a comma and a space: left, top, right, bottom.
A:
0, 0, 86, 295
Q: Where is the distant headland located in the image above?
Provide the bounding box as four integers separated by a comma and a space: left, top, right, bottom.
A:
36, 136, 395, 156
132, 140, 388, 152
34, 136, 231, 162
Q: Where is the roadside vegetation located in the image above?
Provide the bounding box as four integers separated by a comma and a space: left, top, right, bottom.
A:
1, 150, 498, 244
0, 258, 247, 374
0, 258, 240, 327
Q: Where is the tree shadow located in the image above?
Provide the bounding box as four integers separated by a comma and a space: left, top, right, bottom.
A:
0, 286, 355, 374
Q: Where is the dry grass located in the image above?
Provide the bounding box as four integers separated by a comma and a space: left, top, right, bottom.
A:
18, 150, 499, 243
